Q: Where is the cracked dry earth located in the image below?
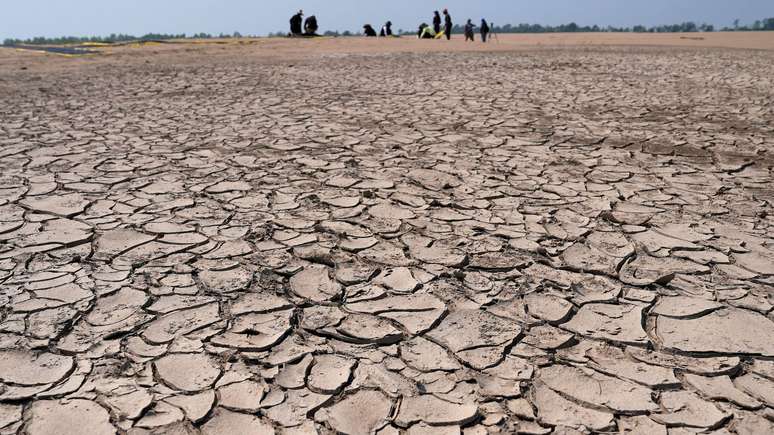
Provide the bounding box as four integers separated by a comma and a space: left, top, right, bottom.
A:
1, 43, 774, 435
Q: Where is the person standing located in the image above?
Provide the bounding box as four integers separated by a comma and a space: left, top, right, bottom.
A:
443, 9, 453, 40
433, 11, 442, 34
464, 19, 475, 41
480, 19, 490, 43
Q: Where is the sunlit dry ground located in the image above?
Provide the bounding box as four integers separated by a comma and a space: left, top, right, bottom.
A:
0, 33, 773, 434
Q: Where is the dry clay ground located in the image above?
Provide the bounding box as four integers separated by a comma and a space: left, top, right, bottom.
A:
0, 34, 773, 434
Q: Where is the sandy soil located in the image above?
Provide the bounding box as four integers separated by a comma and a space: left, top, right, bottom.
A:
2, 31, 774, 70
0, 33, 773, 434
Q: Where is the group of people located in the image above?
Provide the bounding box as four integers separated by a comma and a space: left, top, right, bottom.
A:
418, 10, 493, 42
418, 9, 453, 40
289, 10, 318, 36
289, 8, 493, 42
464, 19, 492, 42
363, 22, 394, 37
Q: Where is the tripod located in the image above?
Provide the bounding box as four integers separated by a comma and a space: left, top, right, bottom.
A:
489, 22, 500, 43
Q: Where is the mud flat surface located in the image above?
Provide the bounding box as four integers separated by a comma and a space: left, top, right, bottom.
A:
0, 34, 773, 434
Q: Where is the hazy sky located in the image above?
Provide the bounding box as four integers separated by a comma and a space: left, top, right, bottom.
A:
2, 0, 772, 40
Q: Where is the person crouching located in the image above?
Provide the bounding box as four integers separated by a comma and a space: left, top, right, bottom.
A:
418, 23, 436, 39
289, 10, 303, 36
304, 15, 319, 36
363, 24, 377, 37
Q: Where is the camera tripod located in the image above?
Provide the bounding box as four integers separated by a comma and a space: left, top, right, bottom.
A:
489, 22, 500, 43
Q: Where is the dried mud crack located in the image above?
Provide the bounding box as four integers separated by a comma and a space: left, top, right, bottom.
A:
0, 41, 773, 434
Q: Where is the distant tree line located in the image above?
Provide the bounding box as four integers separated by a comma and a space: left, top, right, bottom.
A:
4, 17, 773, 45
481, 22, 719, 34
724, 17, 774, 31
3, 32, 245, 46
422, 17, 773, 35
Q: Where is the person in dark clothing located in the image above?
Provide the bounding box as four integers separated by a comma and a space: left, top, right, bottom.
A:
443, 9, 453, 40
304, 15, 318, 35
480, 19, 490, 42
363, 24, 377, 37
433, 11, 442, 34
289, 10, 303, 36
381, 21, 393, 37
464, 19, 475, 42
